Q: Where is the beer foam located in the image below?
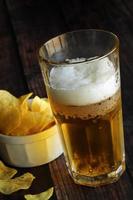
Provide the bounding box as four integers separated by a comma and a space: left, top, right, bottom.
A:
49, 58, 119, 106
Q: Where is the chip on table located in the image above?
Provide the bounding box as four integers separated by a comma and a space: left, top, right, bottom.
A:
24, 187, 54, 200
0, 161, 35, 195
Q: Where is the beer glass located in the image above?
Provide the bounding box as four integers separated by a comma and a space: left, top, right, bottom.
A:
39, 30, 125, 186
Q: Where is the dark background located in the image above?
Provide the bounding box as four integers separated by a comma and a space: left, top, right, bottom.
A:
0, 0, 133, 199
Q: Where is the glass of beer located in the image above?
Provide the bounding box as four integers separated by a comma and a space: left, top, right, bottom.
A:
39, 29, 125, 187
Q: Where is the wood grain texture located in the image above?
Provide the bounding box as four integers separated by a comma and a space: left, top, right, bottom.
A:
5, 0, 68, 97
0, 0, 28, 96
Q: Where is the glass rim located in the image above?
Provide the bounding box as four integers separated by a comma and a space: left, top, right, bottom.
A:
39, 29, 119, 65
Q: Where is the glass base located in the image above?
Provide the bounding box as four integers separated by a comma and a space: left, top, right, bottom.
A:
69, 162, 125, 187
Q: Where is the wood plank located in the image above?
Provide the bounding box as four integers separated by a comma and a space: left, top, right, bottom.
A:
0, 0, 28, 96
5, 0, 133, 199
5, 0, 68, 97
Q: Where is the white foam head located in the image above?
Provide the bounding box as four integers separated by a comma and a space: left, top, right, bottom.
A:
49, 57, 119, 106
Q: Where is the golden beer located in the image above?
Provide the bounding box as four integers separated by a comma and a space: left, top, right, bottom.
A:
48, 89, 125, 186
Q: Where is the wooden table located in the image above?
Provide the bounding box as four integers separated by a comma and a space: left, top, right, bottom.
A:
0, 0, 133, 199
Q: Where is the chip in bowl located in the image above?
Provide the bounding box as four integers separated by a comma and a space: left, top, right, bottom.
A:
0, 90, 21, 134
0, 90, 63, 167
0, 91, 55, 136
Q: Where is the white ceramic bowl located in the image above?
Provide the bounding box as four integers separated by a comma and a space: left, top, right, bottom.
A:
0, 125, 63, 167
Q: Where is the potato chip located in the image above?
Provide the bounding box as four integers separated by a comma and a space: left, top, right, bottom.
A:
24, 187, 54, 200
19, 93, 33, 113
31, 97, 55, 132
9, 97, 54, 135
0, 161, 17, 180
31, 97, 48, 112
0, 172, 35, 195
9, 111, 38, 135
0, 90, 21, 134
9, 110, 54, 136
37, 109, 55, 132
0, 90, 55, 136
